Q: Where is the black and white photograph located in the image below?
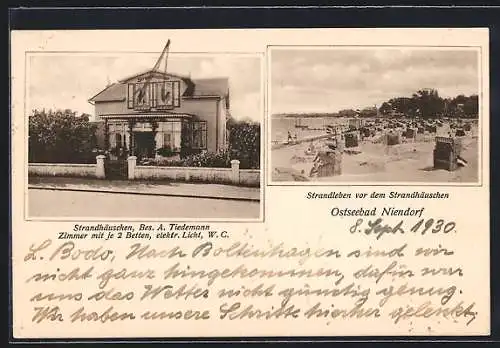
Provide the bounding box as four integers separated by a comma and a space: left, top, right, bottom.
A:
11, 25, 491, 340
26, 40, 263, 220
269, 47, 481, 184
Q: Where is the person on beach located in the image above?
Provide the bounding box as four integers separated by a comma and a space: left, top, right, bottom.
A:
287, 131, 292, 143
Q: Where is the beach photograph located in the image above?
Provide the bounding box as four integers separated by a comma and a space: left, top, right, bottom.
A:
269, 47, 481, 184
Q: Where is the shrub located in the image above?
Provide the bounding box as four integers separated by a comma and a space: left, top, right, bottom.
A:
227, 118, 260, 169
181, 150, 231, 168
156, 145, 176, 157
29, 109, 98, 164
141, 117, 261, 169
144, 150, 231, 168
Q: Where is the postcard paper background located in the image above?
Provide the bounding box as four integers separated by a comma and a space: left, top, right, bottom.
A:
11, 28, 490, 338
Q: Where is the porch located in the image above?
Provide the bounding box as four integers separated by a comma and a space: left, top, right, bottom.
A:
100, 113, 207, 161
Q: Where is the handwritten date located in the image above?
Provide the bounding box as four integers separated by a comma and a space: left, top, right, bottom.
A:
350, 217, 456, 240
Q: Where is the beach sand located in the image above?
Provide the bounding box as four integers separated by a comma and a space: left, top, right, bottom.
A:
271, 124, 479, 184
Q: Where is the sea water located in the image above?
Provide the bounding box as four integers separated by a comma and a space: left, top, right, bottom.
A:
271, 117, 348, 143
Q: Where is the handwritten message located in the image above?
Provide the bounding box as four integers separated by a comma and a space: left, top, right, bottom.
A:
20, 216, 477, 333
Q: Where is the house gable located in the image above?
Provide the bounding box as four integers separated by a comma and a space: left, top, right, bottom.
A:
89, 70, 194, 104
119, 70, 194, 97
89, 70, 230, 104
89, 69, 230, 126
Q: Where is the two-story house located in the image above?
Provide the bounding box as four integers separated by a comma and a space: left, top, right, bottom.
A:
88, 69, 229, 159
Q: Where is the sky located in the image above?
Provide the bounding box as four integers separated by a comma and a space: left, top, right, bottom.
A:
28, 53, 262, 122
270, 48, 479, 114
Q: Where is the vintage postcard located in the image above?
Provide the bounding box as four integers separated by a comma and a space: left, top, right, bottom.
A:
10, 28, 489, 339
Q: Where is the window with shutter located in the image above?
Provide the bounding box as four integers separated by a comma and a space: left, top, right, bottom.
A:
127, 84, 134, 109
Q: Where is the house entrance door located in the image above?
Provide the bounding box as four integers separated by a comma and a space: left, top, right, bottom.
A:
134, 132, 156, 159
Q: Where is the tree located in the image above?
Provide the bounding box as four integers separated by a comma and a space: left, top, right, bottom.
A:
359, 106, 377, 118
227, 117, 260, 169
463, 95, 479, 118
411, 89, 444, 119
375, 90, 477, 120
29, 109, 98, 163
444, 94, 478, 119
379, 102, 393, 117
338, 109, 358, 118
378, 97, 417, 118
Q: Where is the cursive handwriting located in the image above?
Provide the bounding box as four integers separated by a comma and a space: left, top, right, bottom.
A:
50, 242, 114, 261
350, 217, 457, 240
375, 283, 457, 307
96, 268, 155, 289
20, 234, 478, 333
70, 306, 136, 323
163, 262, 345, 286
219, 301, 301, 320
304, 302, 381, 320
24, 239, 52, 261
125, 243, 187, 260
389, 301, 477, 326
191, 242, 341, 265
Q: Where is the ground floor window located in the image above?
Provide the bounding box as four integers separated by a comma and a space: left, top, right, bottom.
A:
108, 122, 128, 152
159, 121, 182, 152
192, 121, 207, 150
106, 119, 207, 157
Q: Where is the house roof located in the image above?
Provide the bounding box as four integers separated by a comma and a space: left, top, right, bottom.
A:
192, 77, 229, 97
89, 71, 229, 103
88, 83, 126, 103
